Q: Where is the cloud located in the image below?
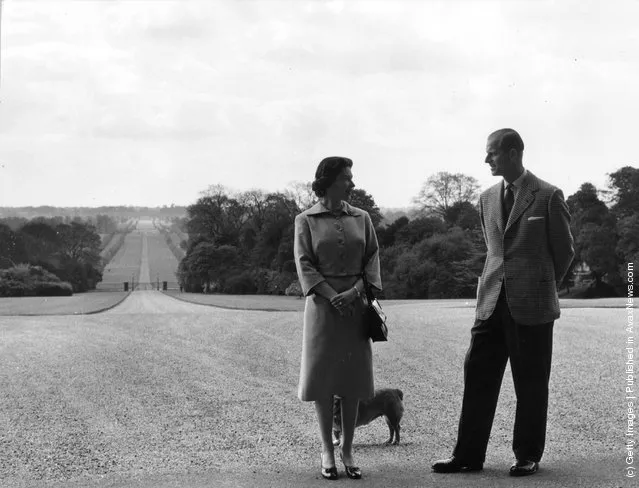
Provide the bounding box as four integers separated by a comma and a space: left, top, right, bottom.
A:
91, 94, 225, 140
1, 0, 638, 208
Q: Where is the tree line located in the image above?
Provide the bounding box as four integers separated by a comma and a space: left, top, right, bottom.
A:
564, 166, 639, 296
0, 215, 118, 295
177, 167, 638, 299
0, 205, 188, 221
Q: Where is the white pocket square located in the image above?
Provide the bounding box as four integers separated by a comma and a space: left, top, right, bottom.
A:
528, 216, 545, 221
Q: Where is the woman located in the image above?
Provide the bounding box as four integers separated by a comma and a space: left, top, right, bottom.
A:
294, 156, 382, 480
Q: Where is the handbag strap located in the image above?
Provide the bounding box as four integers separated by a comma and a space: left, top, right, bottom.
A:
361, 271, 376, 302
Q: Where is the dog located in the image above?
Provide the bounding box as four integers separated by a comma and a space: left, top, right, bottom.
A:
333, 388, 404, 446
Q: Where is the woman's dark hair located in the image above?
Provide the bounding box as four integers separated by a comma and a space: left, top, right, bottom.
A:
311, 156, 353, 197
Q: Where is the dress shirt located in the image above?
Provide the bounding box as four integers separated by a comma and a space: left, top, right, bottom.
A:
503, 168, 528, 201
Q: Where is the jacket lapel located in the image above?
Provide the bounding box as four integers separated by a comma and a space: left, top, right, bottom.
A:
505, 171, 539, 230
489, 183, 505, 234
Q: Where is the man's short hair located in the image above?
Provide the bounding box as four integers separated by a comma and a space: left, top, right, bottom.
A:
490, 128, 524, 154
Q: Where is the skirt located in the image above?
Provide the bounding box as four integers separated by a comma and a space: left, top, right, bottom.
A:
298, 275, 374, 401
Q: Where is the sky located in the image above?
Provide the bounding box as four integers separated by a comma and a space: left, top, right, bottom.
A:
0, 0, 638, 209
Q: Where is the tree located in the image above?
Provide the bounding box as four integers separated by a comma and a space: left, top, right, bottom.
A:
377, 216, 409, 248
413, 172, 480, 218
285, 181, 316, 211
608, 166, 639, 219
567, 183, 621, 292
443, 201, 481, 230
348, 188, 383, 228
19, 221, 62, 267
416, 227, 483, 298
54, 221, 104, 292
616, 215, 639, 270
576, 223, 620, 293
387, 247, 435, 299
379, 225, 483, 299
2, 218, 103, 292
182, 187, 302, 295
237, 189, 269, 229
395, 217, 447, 246
0, 223, 27, 268
567, 182, 609, 226
250, 193, 298, 270
55, 222, 102, 266
0, 217, 27, 231
186, 193, 247, 247
178, 242, 241, 292
94, 214, 118, 234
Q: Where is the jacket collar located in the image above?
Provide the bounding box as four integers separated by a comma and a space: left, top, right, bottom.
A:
306, 201, 360, 216
492, 169, 539, 199
503, 168, 528, 191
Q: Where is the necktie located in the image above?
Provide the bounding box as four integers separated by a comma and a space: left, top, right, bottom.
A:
504, 184, 514, 222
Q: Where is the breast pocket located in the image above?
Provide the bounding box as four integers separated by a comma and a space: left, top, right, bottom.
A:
519, 213, 547, 254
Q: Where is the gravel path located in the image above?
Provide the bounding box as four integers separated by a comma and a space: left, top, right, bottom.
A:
0, 291, 633, 487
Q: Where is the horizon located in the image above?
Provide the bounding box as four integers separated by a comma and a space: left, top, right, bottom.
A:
0, 163, 628, 214
1, 1, 637, 208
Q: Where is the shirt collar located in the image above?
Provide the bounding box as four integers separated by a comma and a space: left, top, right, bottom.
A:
503, 168, 527, 190
306, 201, 359, 216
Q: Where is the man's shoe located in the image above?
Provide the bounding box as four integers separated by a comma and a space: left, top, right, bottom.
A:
431, 456, 483, 473
509, 460, 539, 477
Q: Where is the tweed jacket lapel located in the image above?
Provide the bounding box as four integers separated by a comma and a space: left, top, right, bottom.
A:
491, 183, 506, 234
505, 171, 539, 231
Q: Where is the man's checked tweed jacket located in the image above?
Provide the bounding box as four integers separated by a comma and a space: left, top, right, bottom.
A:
476, 171, 575, 325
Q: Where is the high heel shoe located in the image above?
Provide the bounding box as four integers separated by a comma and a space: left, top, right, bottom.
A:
320, 453, 338, 481
339, 451, 362, 480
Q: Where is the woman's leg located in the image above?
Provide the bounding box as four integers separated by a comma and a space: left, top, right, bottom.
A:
339, 397, 359, 465
315, 397, 335, 467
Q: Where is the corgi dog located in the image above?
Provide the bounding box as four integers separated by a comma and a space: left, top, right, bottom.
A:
333, 388, 404, 445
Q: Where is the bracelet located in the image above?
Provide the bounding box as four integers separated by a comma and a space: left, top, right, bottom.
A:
353, 286, 361, 299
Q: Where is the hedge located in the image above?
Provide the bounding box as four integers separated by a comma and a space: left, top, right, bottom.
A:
0, 265, 73, 297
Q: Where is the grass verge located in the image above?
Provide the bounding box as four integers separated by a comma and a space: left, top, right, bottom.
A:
0, 292, 130, 316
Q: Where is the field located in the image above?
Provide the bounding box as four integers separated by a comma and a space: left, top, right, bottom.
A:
96, 230, 142, 290
97, 220, 179, 291
146, 231, 180, 287
154, 219, 186, 261
0, 290, 629, 488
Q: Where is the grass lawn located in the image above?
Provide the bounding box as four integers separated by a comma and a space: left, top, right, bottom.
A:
163, 290, 309, 311
0, 293, 627, 487
0, 292, 129, 316
165, 290, 628, 312
97, 232, 142, 289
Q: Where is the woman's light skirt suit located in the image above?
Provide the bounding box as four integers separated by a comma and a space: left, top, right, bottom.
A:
293, 202, 382, 402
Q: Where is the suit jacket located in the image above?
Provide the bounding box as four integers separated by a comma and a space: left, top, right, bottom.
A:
476, 171, 575, 325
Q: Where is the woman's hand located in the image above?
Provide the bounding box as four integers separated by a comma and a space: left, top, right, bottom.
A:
330, 288, 359, 315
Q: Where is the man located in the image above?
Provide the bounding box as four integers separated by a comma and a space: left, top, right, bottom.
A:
432, 128, 574, 477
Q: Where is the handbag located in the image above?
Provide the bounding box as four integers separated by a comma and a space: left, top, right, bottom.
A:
361, 272, 388, 342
